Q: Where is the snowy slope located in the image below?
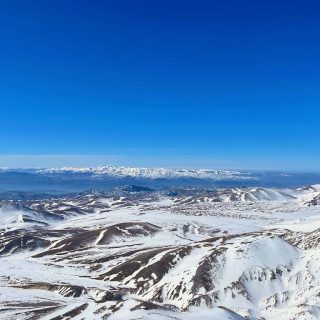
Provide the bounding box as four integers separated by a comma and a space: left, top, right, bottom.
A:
1, 186, 320, 319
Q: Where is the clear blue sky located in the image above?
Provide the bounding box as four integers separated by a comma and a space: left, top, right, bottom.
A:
1, 0, 319, 170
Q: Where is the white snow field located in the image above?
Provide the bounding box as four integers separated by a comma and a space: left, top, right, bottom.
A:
1, 185, 320, 319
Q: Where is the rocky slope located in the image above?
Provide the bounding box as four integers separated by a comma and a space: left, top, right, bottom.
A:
1, 185, 320, 319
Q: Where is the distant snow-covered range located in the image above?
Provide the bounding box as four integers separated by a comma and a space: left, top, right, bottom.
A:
1, 166, 320, 194
37, 165, 254, 180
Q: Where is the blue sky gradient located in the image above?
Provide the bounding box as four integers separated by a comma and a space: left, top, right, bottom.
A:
1, 0, 319, 169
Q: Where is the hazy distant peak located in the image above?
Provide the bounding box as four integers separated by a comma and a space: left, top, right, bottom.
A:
37, 165, 254, 180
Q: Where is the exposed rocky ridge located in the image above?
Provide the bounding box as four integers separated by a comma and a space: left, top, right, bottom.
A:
1, 186, 320, 319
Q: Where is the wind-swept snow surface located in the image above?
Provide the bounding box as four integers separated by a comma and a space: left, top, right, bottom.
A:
1, 186, 320, 319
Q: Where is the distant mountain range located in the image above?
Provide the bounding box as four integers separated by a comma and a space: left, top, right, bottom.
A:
37, 166, 253, 180
0, 166, 320, 193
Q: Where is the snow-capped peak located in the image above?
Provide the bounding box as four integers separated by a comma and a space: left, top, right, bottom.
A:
37, 165, 253, 180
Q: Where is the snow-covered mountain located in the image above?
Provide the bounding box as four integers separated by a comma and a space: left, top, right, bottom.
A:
37, 165, 254, 180
1, 185, 320, 319
1, 167, 320, 193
